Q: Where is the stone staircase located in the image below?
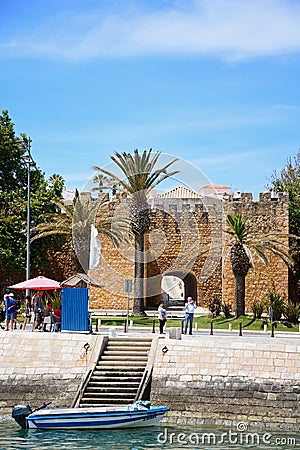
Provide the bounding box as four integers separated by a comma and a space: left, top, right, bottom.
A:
78, 337, 152, 407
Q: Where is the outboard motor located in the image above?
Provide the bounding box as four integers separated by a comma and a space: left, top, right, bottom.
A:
12, 404, 32, 429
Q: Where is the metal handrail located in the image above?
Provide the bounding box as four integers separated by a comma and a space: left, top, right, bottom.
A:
134, 370, 148, 402
134, 367, 154, 402
71, 369, 92, 408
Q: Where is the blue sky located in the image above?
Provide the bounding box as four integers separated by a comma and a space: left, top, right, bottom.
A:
1, 0, 300, 198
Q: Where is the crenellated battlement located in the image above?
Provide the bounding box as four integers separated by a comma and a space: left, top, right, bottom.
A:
150, 191, 289, 216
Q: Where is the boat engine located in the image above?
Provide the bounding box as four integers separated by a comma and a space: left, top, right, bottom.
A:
12, 404, 32, 429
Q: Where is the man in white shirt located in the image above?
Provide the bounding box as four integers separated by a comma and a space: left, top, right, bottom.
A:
184, 297, 196, 335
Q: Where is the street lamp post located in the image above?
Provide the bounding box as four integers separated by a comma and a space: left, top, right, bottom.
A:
21, 139, 36, 294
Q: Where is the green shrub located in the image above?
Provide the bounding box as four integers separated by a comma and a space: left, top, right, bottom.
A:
222, 301, 232, 318
268, 292, 287, 321
283, 300, 300, 325
251, 299, 265, 319
208, 296, 222, 317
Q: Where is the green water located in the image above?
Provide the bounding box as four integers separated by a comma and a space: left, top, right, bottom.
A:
0, 418, 299, 449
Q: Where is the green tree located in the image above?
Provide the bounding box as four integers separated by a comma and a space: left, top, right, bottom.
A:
93, 149, 178, 315
225, 214, 292, 317
0, 109, 65, 288
270, 150, 300, 300
31, 190, 130, 273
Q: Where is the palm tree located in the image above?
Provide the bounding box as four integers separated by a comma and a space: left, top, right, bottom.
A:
93, 174, 121, 197
225, 213, 293, 317
93, 149, 178, 315
31, 190, 130, 273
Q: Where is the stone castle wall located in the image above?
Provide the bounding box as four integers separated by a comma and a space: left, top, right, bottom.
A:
89, 192, 289, 312
222, 192, 289, 309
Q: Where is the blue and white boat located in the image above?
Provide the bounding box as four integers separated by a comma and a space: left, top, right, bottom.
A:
12, 402, 169, 430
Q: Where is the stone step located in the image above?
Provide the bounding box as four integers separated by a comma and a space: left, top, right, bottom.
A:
104, 348, 150, 355
85, 387, 138, 394
105, 343, 151, 352
91, 375, 143, 382
79, 400, 130, 407
87, 380, 140, 390
108, 340, 152, 345
96, 362, 147, 369
81, 394, 136, 401
99, 351, 148, 361
101, 355, 148, 362
92, 368, 144, 374
109, 337, 152, 342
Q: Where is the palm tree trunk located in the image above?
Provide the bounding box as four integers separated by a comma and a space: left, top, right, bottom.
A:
230, 243, 249, 317
235, 274, 246, 317
133, 232, 145, 315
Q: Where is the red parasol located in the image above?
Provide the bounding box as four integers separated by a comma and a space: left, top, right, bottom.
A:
8, 276, 61, 291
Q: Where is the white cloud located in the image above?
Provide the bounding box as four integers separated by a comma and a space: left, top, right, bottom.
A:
2, 0, 300, 61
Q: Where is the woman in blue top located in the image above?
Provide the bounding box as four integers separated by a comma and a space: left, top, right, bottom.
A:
184, 297, 197, 335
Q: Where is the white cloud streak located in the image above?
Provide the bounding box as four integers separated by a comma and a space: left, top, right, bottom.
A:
2, 0, 300, 61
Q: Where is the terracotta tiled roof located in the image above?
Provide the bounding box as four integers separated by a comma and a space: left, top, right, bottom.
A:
154, 185, 201, 199
200, 185, 231, 190
61, 273, 104, 287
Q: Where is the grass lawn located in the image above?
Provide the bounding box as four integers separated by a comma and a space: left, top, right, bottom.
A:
92, 315, 299, 332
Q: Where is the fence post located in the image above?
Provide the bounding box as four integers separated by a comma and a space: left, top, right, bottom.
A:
239, 322, 243, 336
271, 323, 275, 337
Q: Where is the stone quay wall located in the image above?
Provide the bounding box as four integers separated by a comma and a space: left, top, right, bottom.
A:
0, 332, 299, 432
151, 334, 300, 431
0, 332, 104, 413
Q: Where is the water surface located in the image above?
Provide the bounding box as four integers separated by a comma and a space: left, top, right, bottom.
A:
0, 417, 298, 450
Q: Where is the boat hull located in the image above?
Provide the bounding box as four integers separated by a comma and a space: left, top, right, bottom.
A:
26, 405, 169, 430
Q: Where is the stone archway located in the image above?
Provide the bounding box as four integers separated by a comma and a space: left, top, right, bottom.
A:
161, 271, 197, 306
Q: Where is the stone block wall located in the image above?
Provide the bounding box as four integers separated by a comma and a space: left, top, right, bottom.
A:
0, 331, 299, 431
151, 335, 300, 430
222, 192, 289, 308
0, 332, 103, 413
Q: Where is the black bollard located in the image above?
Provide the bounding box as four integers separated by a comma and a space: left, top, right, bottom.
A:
95, 318, 99, 333
181, 319, 184, 334
124, 319, 127, 333
239, 322, 243, 336
210, 320, 213, 335
152, 319, 155, 334
271, 323, 275, 337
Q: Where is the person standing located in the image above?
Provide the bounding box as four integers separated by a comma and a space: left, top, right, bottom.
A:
23, 295, 32, 331
4, 293, 17, 331
43, 300, 53, 332
184, 296, 197, 335
32, 291, 44, 331
158, 301, 167, 334
52, 304, 62, 332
